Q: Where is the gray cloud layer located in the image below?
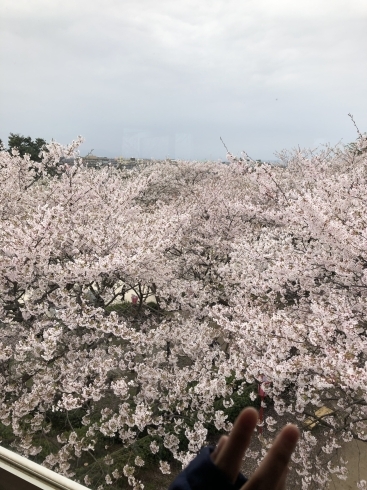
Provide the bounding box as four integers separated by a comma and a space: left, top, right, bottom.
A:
1, 0, 366, 160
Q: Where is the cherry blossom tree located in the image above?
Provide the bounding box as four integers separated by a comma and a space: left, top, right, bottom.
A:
0, 126, 366, 489
212, 130, 367, 488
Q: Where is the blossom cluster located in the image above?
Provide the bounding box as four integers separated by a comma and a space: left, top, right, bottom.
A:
0, 132, 366, 488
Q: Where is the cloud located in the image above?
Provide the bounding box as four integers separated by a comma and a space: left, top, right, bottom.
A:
0, 0, 366, 159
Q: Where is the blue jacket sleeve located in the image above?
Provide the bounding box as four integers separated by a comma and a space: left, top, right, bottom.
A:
168, 446, 247, 490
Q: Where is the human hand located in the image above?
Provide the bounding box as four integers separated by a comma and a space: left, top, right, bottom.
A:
211, 407, 299, 490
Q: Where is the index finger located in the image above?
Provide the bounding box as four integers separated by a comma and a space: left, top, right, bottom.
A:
213, 407, 258, 483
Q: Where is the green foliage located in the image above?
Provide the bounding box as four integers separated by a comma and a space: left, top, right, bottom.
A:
106, 301, 160, 319
223, 384, 260, 424
45, 408, 87, 431
105, 302, 133, 315
7, 133, 47, 162
146, 301, 159, 310
0, 422, 16, 448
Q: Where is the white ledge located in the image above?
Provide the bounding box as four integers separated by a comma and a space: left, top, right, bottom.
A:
0, 445, 90, 490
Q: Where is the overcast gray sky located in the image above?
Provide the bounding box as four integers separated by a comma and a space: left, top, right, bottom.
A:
0, 0, 366, 161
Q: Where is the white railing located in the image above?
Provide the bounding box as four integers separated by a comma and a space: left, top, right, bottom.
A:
0, 445, 89, 490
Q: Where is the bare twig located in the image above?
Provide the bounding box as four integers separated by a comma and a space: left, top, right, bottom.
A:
84, 149, 95, 158
220, 137, 230, 154
348, 113, 363, 139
